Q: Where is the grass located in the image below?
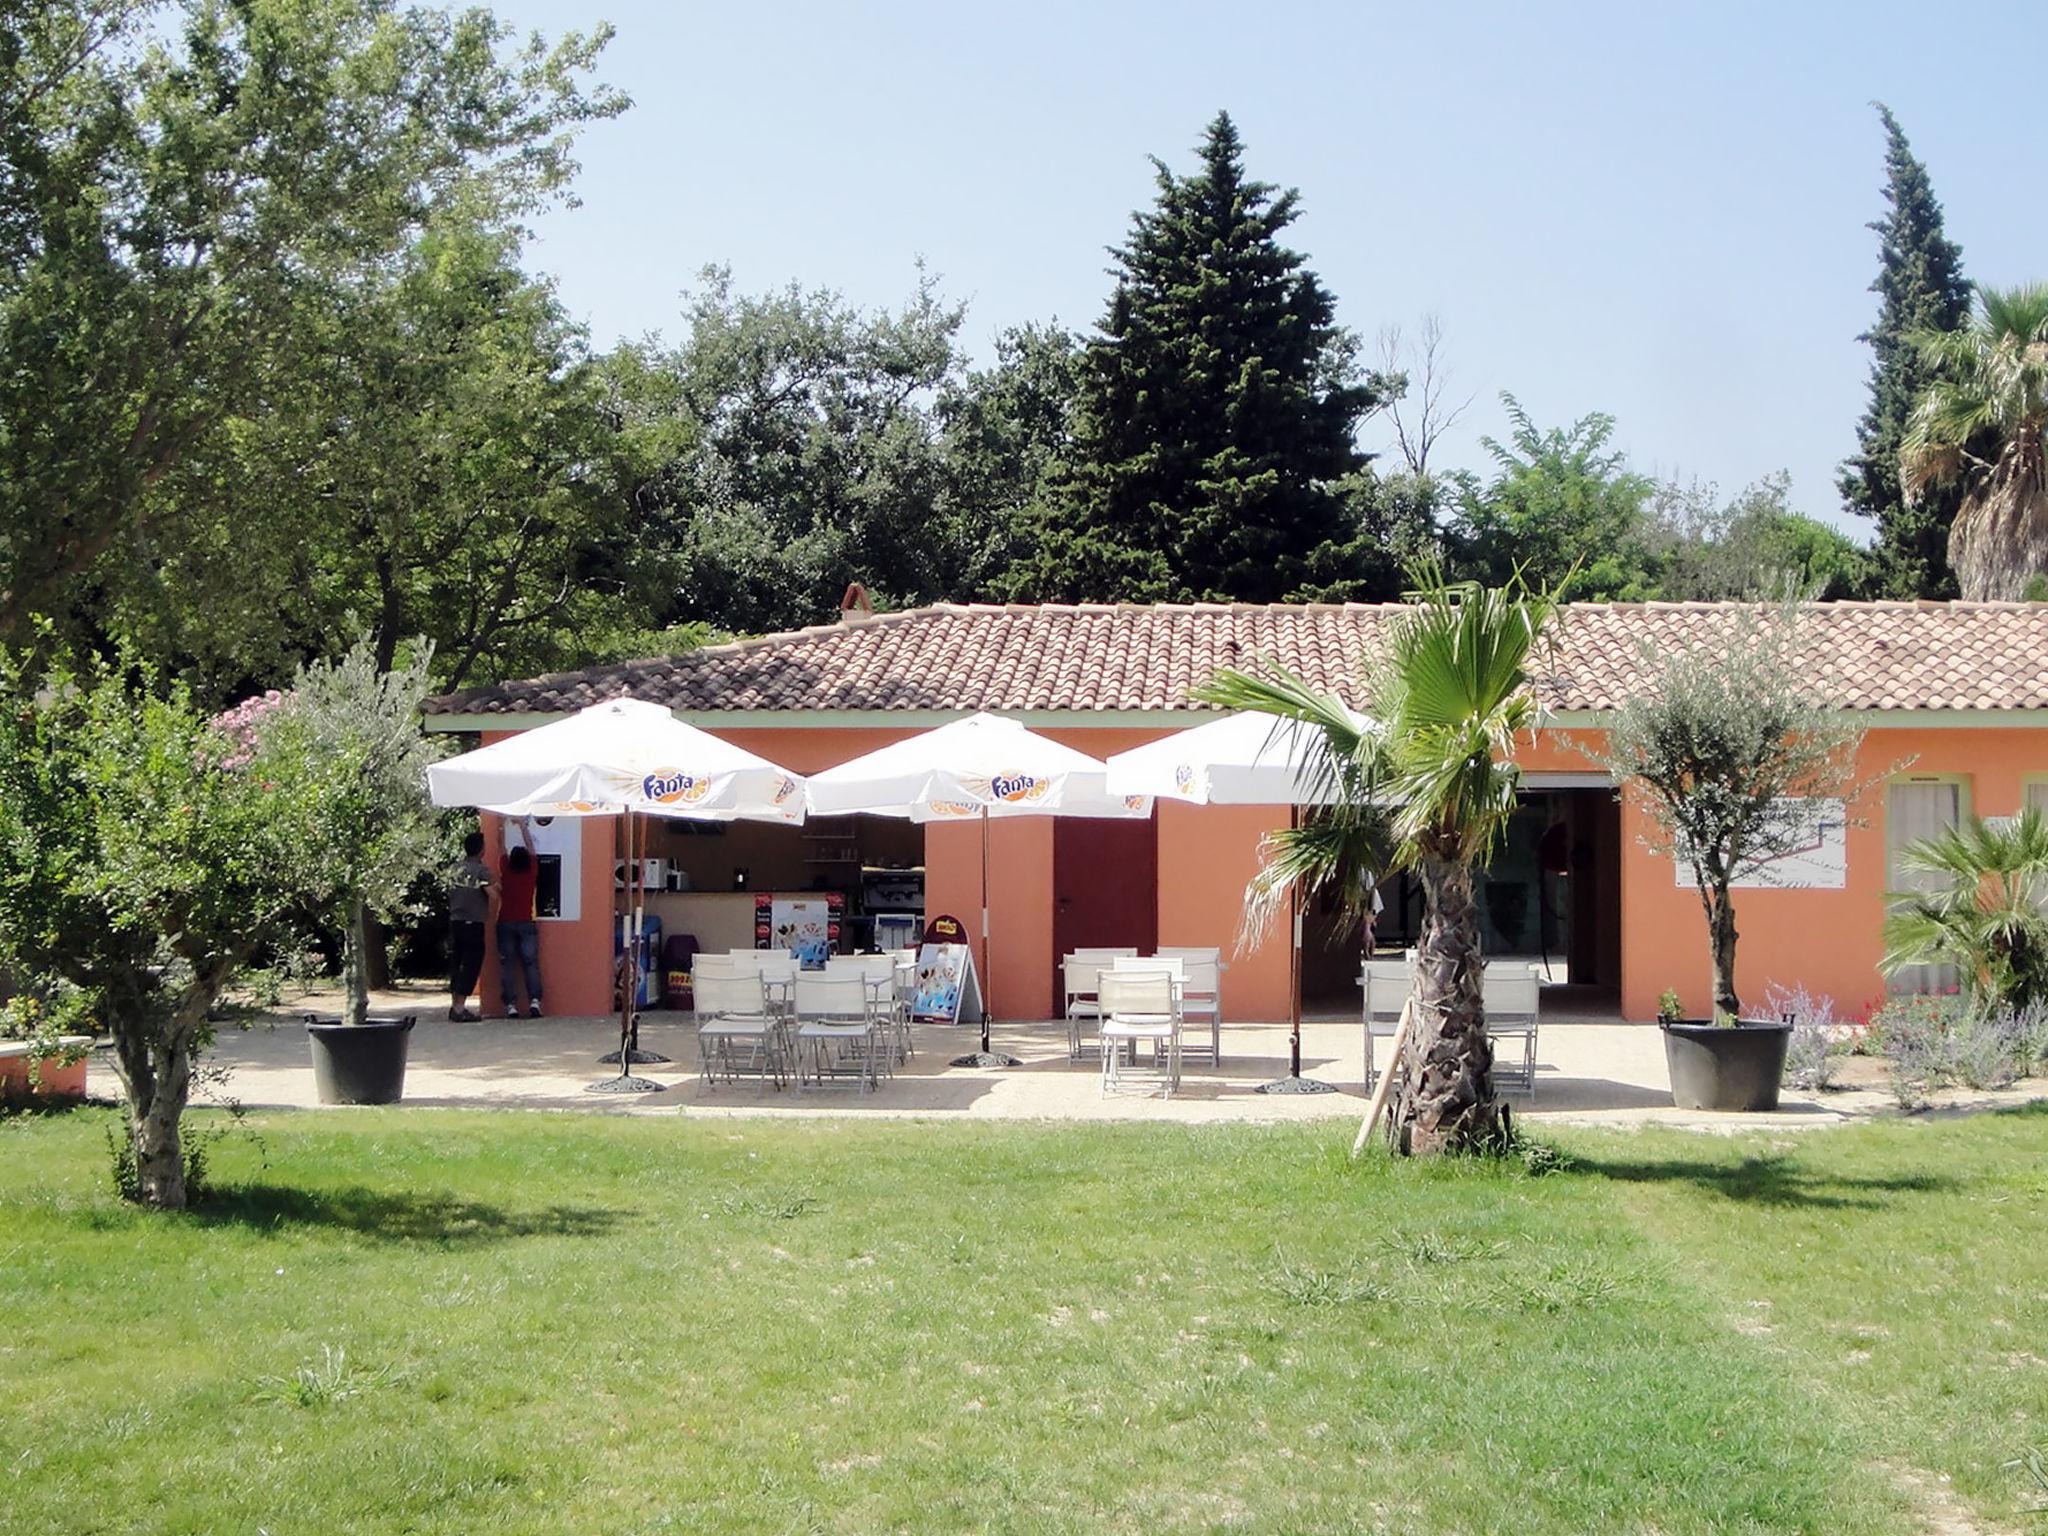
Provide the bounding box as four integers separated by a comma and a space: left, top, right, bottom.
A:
0, 1104, 2042, 1534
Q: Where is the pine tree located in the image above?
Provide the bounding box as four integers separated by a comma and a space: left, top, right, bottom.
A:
1839, 103, 1971, 598
1018, 113, 1383, 603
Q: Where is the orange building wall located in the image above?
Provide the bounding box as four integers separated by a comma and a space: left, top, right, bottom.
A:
1613, 726, 2048, 1022
455, 717, 2048, 1026
1155, 800, 1292, 1021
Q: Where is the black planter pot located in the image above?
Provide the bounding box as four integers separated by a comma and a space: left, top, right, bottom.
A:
305, 1014, 416, 1105
1660, 1019, 1791, 1112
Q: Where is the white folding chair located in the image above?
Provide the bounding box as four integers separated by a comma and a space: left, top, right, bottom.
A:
693, 970, 785, 1087
828, 954, 910, 1063
1098, 970, 1181, 1097
1482, 961, 1541, 1098
792, 973, 882, 1093
1166, 954, 1223, 1067
1359, 959, 1412, 1090
1061, 954, 1109, 1062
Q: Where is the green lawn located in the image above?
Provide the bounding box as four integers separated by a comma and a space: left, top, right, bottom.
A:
2, 1104, 2043, 1535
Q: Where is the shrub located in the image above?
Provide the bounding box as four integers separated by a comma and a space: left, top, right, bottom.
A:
1764, 981, 1840, 1090
1871, 992, 2043, 1105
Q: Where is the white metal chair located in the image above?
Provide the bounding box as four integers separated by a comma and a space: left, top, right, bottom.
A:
1359, 959, 1412, 1090
828, 954, 911, 1062
1061, 954, 1109, 1062
693, 970, 785, 1087
792, 972, 883, 1093
1482, 962, 1542, 1097
1157, 949, 1223, 1066
726, 949, 798, 1018
1098, 969, 1181, 1097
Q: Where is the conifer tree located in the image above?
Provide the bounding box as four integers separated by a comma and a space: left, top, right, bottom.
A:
1018, 113, 1383, 602
1839, 104, 1971, 597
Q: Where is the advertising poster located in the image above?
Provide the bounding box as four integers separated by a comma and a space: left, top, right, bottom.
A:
910, 919, 982, 1024
769, 897, 832, 969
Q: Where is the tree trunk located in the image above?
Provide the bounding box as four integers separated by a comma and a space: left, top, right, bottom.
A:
1707, 886, 1740, 1021
342, 901, 372, 1028
362, 913, 393, 992
1396, 855, 1505, 1155
130, 1042, 192, 1208
1948, 448, 2048, 601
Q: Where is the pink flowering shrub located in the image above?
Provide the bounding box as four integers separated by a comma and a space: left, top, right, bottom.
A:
206, 689, 292, 770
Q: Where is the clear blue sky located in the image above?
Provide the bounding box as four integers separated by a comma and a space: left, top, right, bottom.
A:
488, 0, 2048, 536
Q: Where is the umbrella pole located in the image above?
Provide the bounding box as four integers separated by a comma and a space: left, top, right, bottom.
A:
589, 806, 664, 1094
1258, 803, 1336, 1095
950, 806, 1019, 1069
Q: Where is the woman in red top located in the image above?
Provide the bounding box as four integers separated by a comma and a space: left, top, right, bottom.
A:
496, 818, 544, 1018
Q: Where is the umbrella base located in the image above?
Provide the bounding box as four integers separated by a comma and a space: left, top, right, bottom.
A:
584, 1073, 666, 1095
949, 1050, 1022, 1069
596, 1048, 671, 1065
1254, 1075, 1340, 1096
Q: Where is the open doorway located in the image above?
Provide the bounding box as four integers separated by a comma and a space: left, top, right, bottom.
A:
1298, 784, 1621, 1020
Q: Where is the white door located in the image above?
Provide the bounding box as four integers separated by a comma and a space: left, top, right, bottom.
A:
1886, 780, 1961, 994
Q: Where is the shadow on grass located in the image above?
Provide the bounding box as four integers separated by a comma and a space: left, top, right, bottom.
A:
1565, 1151, 1959, 1210
191, 1181, 629, 1244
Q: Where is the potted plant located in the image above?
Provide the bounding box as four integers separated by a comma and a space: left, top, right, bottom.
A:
226, 641, 447, 1105
1599, 600, 1876, 1111
0, 988, 94, 1104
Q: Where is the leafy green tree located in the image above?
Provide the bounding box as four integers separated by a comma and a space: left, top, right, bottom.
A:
1839, 104, 1972, 598
608, 266, 969, 634
103, 211, 624, 698
0, 0, 623, 664
1902, 284, 2048, 601
941, 322, 1081, 599
0, 646, 332, 1208
1652, 475, 1868, 600
1203, 566, 1563, 1155
1451, 395, 1657, 598
1023, 112, 1387, 603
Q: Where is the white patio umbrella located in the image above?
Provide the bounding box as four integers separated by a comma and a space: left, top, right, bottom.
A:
428, 697, 808, 1092
427, 697, 804, 823
805, 711, 1152, 1066
1106, 708, 1379, 1094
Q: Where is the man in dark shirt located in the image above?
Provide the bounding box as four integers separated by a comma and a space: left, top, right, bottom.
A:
448, 831, 497, 1022
496, 817, 544, 1018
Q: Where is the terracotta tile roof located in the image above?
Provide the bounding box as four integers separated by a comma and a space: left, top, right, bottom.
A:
422, 600, 2048, 718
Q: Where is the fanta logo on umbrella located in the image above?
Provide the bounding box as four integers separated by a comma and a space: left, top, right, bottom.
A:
988, 773, 1047, 803
771, 776, 798, 804
929, 799, 981, 818
1173, 764, 1196, 794
643, 769, 714, 805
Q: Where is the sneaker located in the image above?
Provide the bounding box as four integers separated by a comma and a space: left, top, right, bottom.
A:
528, 1003, 543, 1019
448, 1007, 477, 1023
504, 1006, 519, 1019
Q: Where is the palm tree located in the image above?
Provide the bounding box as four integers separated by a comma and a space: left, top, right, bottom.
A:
1901, 284, 2048, 600
1200, 566, 1562, 1154
1882, 807, 2048, 1011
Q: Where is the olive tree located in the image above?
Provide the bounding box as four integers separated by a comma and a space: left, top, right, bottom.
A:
1596, 604, 1868, 1020
0, 650, 329, 1207
236, 640, 449, 1026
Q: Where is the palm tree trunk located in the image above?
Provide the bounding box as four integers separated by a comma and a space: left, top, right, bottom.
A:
1397, 855, 1504, 1155
1949, 450, 2048, 601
